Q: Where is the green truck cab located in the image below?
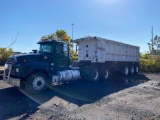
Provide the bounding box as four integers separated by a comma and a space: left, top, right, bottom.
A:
3, 40, 79, 94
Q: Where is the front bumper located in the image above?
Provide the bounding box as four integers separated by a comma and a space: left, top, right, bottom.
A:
3, 63, 20, 87
3, 73, 20, 87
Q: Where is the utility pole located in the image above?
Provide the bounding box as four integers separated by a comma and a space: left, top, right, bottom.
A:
71, 23, 74, 41
151, 26, 154, 50
71, 23, 74, 51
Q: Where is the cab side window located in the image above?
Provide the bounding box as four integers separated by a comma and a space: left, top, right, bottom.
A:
55, 43, 68, 57
56, 44, 63, 54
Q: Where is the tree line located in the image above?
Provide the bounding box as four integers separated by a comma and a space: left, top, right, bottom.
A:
140, 34, 160, 72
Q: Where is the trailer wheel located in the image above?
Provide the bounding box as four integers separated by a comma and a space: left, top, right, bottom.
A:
123, 66, 129, 76
130, 65, 134, 75
135, 66, 139, 74
89, 67, 99, 81
26, 72, 47, 94
100, 67, 109, 81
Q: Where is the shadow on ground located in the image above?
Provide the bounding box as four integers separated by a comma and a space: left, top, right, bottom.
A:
20, 73, 150, 106
0, 73, 150, 119
48, 73, 150, 105
0, 87, 39, 120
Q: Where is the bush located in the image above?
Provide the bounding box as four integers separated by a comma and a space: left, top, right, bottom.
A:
140, 53, 150, 59
140, 56, 160, 72
0, 48, 13, 66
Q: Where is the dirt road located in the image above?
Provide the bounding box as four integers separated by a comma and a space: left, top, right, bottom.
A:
0, 73, 160, 120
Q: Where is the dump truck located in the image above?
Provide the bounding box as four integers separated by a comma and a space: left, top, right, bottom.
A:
3, 36, 140, 94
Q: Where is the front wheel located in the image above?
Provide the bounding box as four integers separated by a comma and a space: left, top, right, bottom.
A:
26, 72, 48, 94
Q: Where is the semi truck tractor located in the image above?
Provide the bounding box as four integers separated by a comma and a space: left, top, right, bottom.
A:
3, 36, 140, 94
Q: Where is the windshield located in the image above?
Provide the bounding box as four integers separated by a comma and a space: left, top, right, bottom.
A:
39, 44, 53, 53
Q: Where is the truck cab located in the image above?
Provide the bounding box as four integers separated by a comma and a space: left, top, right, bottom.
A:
38, 40, 70, 71
3, 39, 80, 94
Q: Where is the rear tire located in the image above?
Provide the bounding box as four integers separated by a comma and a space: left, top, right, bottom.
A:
135, 66, 139, 74
130, 65, 134, 75
26, 72, 47, 94
123, 66, 129, 76
100, 67, 109, 81
89, 67, 99, 81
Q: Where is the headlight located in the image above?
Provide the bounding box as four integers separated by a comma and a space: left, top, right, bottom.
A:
16, 68, 19, 73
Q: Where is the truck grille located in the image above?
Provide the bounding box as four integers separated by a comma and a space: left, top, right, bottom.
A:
5, 69, 9, 76
4, 66, 15, 76
5, 57, 16, 76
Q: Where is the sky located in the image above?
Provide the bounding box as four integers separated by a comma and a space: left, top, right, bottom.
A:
0, 0, 160, 53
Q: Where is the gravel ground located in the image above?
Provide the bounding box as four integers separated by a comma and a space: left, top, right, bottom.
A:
0, 77, 39, 120
0, 73, 160, 120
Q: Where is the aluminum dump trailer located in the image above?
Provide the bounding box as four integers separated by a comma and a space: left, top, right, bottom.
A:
73, 36, 140, 81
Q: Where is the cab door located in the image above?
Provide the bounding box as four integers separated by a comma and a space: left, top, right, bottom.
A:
54, 43, 70, 71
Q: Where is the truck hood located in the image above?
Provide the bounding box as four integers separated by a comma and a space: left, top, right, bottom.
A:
13, 53, 41, 57
8, 53, 45, 64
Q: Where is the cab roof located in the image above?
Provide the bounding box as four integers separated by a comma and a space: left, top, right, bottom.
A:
37, 39, 65, 44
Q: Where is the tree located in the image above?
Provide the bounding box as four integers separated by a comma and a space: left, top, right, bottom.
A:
70, 49, 78, 62
148, 35, 160, 54
6, 31, 19, 49
55, 30, 73, 48
56, 30, 67, 40
0, 48, 13, 65
0, 32, 18, 65
154, 35, 160, 50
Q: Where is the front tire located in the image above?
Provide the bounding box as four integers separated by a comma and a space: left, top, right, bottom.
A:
26, 72, 48, 94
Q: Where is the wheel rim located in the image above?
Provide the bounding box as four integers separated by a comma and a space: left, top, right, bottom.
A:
104, 70, 109, 79
136, 66, 139, 73
125, 67, 129, 75
92, 70, 98, 80
32, 76, 45, 90
131, 67, 134, 74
